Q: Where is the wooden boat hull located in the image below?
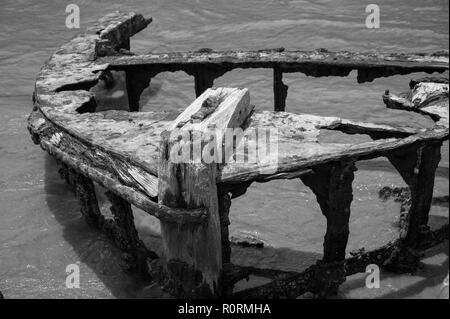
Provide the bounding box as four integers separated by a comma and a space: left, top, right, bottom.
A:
28, 12, 449, 298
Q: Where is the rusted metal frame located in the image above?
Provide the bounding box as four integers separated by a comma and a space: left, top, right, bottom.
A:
125, 69, 153, 112
382, 140, 444, 272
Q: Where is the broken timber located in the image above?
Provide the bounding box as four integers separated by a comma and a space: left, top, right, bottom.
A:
27, 12, 449, 298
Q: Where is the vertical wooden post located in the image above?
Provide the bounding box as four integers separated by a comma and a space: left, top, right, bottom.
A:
125, 69, 152, 112
158, 88, 252, 297
158, 130, 223, 297
387, 142, 442, 247
273, 67, 288, 112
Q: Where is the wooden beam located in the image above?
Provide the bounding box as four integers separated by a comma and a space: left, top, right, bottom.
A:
28, 109, 207, 224
158, 87, 251, 297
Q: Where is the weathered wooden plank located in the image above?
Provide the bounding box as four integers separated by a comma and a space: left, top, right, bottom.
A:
169, 87, 254, 165
383, 79, 449, 128
219, 129, 448, 183
158, 88, 251, 297
87, 11, 152, 55
102, 49, 448, 83
169, 87, 252, 131
28, 109, 207, 223
37, 90, 177, 177
218, 111, 447, 184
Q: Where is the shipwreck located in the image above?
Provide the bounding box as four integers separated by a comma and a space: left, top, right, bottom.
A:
27, 12, 449, 298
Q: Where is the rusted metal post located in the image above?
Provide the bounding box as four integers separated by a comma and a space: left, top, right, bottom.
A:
194, 70, 216, 97
125, 69, 152, 112
387, 142, 442, 244
218, 190, 232, 265
273, 67, 288, 112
